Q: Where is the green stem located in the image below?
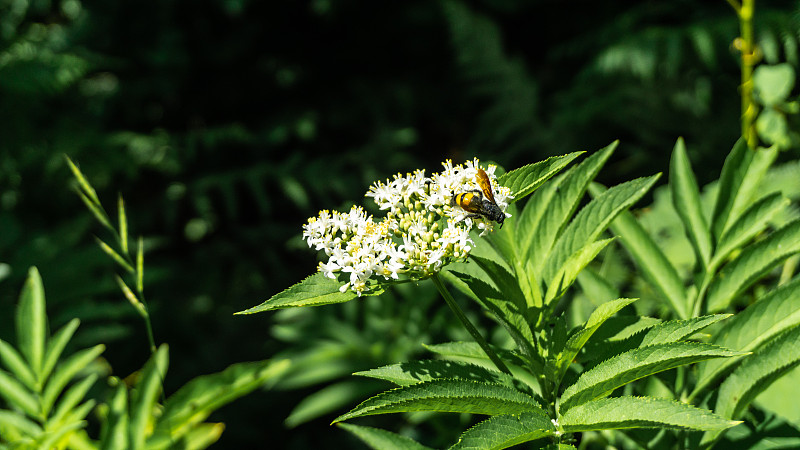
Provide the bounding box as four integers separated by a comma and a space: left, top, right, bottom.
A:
431, 273, 512, 375
738, 0, 758, 148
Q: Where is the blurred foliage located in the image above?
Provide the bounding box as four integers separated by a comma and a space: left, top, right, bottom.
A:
1, 0, 799, 447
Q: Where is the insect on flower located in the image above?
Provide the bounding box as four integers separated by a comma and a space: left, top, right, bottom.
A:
451, 168, 506, 228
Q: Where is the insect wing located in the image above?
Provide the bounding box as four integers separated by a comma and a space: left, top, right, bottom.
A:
475, 168, 497, 204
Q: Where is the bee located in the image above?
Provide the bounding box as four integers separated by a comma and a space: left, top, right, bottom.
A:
451, 168, 505, 227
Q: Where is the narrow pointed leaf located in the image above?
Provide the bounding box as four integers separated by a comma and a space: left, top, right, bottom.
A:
526, 143, 616, 277
0, 409, 42, 436
595, 186, 688, 318
498, 152, 582, 203
118, 194, 129, 254
99, 382, 129, 450
77, 189, 113, 231
694, 276, 800, 399
65, 156, 101, 205
338, 423, 435, 450
42, 319, 80, 382
545, 238, 614, 304
423, 342, 527, 368
543, 175, 660, 284
450, 412, 556, 449
670, 138, 712, 269
333, 380, 544, 423
136, 236, 144, 293
706, 219, 800, 312
0, 369, 39, 416
115, 275, 146, 318
716, 326, 800, 420
97, 237, 134, 273
17, 267, 47, 377
285, 378, 377, 427
49, 374, 98, 425
560, 343, 744, 412
639, 314, 731, 347
557, 298, 638, 381
355, 360, 514, 388
152, 359, 290, 442
236, 272, 363, 313
560, 396, 739, 432
712, 193, 790, 268
0, 339, 37, 390
130, 345, 168, 450
712, 140, 778, 240
42, 344, 105, 414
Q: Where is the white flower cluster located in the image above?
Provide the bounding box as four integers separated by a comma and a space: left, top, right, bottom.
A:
302, 159, 513, 296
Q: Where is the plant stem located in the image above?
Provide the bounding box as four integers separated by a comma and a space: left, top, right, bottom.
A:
737, 0, 758, 148
431, 273, 512, 375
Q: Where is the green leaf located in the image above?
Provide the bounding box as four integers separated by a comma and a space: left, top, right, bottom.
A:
560, 396, 739, 432
545, 238, 614, 304
42, 319, 80, 384
76, 189, 114, 231
338, 423, 434, 450
469, 255, 527, 312
64, 156, 101, 206
446, 271, 536, 361
669, 138, 712, 269
49, 373, 97, 425
694, 276, 800, 399
136, 236, 144, 294
542, 175, 660, 284
756, 109, 791, 149
118, 194, 129, 255
130, 345, 168, 450
0, 368, 39, 416
705, 219, 800, 312
333, 380, 544, 423
17, 267, 46, 377
0, 338, 37, 390
716, 326, 800, 420
753, 63, 795, 106
285, 378, 376, 428
450, 413, 556, 449
711, 141, 778, 241
597, 193, 688, 318
424, 342, 526, 368
556, 298, 638, 381
702, 326, 800, 447
235, 272, 361, 313
639, 314, 731, 347
498, 152, 583, 203
42, 344, 105, 415
0, 409, 42, 437
522, 143, 616, 278
99, 382, 129, 450
712, 193, 790, 269
355, 360, 514, 388
96, 237, 134, 274
560, 343, 743, 412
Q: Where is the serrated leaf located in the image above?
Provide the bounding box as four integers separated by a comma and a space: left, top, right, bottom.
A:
236, 272, 362, 314
545, 238, 614, 304
469, 255, 527, 312
557, 298, 638, 381
333, 380, 544, 423
542, 175, 660, 284
424, 342, 526, 368
498, 152, 583, 203
639, 314, 731, 347
17, 267, 46, 377
152, 359, 290, 441
523, 143, 616, 278
356, 360, 514, 388
560, 343, 743, 412
702, 326, 800, 447
446, 271, 535, 360
130, 345, 168, 450
706, 219, 800, 312
596, 190, 688, 318
670, 138, 712, 269
712, 193, 790, 268
450, 412, 555, 450
712, 141, 778, 241
560, 396, 739, 432
694, 275, 800, 399
338, 423, 435, 450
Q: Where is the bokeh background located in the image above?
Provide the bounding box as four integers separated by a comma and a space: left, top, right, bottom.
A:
1, 0, 799, 447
